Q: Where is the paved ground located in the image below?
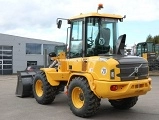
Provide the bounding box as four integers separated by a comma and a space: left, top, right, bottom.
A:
0, 75, 159, 120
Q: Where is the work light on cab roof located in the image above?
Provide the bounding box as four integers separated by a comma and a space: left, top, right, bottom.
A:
97, 3, 103, 12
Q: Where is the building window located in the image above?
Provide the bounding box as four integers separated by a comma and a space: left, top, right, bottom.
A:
3, 46, 12, 50
43, 44, 55, 54
3, 56, 12, 59
27, 61, 37, 66
26, 43, 41, 54
3, 60, 12, 64
3, 51, 12, 55
3, 65, 12, 69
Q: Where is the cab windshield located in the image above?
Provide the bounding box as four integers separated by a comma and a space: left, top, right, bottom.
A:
69, 17, 119, 58
147, 43, 155, 52
86, 17, 118, 56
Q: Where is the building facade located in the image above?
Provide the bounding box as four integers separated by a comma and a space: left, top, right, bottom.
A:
0, 33, 64, 75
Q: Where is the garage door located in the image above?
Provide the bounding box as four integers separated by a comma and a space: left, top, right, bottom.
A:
0, 46, 13, 75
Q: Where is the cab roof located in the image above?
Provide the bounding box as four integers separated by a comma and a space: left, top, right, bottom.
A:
69, 12, 123, 20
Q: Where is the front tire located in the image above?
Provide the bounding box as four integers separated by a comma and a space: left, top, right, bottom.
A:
68, 77, 101, 118
33, 71, 57, 105
109, 96, 138, 109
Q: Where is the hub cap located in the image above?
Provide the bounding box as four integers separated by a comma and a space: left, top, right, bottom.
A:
72, 87, 84, 108
35, 80, 43, 97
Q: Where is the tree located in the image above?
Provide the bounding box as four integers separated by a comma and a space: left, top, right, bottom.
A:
146, 34, 153, 42
153, 35, 159, 44
146, 34, 159, 44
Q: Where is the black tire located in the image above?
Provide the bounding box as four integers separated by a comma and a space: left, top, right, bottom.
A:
109, 96, 138, 110
68, 77, 101, 118
33, 71, 58, 105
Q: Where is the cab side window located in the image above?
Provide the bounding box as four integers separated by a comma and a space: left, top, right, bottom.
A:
69, 21, 83, 58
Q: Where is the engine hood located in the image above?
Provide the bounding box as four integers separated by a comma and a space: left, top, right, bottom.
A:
113, 56, 148, 64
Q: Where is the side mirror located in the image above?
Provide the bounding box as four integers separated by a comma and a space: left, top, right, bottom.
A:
119, 15, 126, 22
57, 20, 62, 29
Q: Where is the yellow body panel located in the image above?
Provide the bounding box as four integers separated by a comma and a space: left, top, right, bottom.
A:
41, 68, 70, 86
70, 12, 123, 20
42, 52, 152, 99
142, 53, 148, 60
94, 78, 151, 99
66, 56, 151, 99
87, 57, 120, 81
67, 56, 120, 81
67, 58, 83, 71
67, 72, 95, 92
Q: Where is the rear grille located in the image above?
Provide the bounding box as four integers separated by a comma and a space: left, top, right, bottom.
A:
116, 63, 148, 81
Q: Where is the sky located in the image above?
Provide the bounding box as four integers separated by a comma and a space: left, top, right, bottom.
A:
0, 0, 159, 46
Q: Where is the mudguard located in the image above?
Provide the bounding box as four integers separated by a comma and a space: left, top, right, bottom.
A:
15, 71, 37, 97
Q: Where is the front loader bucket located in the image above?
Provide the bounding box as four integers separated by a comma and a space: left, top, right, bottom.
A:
15, 71, 37, 97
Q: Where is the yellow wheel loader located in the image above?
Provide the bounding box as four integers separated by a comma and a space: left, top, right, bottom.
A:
136, 42, 158, 70
19, 4, 151, 118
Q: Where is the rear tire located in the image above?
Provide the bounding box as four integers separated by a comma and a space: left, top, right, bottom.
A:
33, 71, 57, 104
68, 77, 101, 118
109, 96, 138, 109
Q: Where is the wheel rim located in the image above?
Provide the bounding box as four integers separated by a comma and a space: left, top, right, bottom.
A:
72, 87, 84, 108
35, 79, 43, 97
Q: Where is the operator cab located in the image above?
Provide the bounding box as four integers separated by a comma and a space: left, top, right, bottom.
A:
57, 5, 125, 58
69, 15, 123, 58
136, 42, 155, 57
